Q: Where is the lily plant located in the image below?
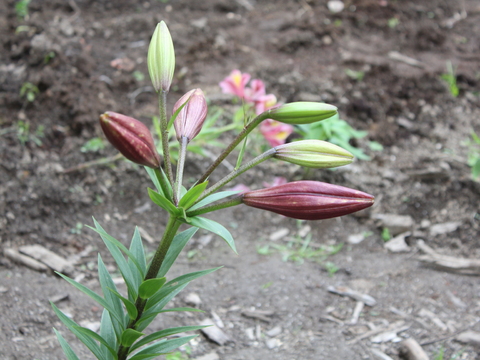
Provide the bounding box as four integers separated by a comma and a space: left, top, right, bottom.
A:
52, 21, 374, 360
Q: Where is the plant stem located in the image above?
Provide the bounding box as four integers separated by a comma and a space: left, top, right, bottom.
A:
199, 148, 275, 201
175, 136, 188, 205
187, 196, 243, 217
159, 90, 176, 203
197, 112, 269, 184
117, 215, 181, 360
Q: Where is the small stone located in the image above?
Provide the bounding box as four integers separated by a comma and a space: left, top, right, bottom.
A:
429, 221, 461, 236
384, 232, 411, 253
193, 353, 220, 360
269, 228, 289, 241
456, 331, 480, 346
200, 319, 231, 345
348, 233, 366, 244
245, 327, 255, 340
327, 1, 344, 13
185, 292, 202, 306
373, 214, 414, 236
266, 338, 281, 349
266, 326, 282, 337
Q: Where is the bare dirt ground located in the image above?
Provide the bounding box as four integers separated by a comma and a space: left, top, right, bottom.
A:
1, 1, 480, 359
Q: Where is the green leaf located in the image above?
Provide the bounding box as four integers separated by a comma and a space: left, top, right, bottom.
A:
108, 288, 138, 320
155, 307, 204, 314
145, 167, 163, 196
188, 216, 237, 254
472, 158, 480, 179
53, 328, 81, 360
188, 191, 240, 211
129, 335, 197, 360
99, 310, 117, 360
120, 328, 144, 348
90, 219, 141, 299
178, 181, 208, 210
130, 326, 207, 352
97, 255, 125, 339
56, 273, 124, 325
148, 188, 178, 215
51, 303, 104, 360
74, 326, 118, 359
139, 277, 167, 299
235, 137, 248, 169
136, 284, 189, 332
129, 227, 147, 289
158, 227, 198, 278
145, 267, 221, 313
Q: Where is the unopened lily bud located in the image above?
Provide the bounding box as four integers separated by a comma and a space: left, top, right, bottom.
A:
243, 181, 374, 220
173, 89, 208, 142
267, 102, 337, 124
99, 112, 161, 168
148, 21, 175, 92
274, 140, 353, 168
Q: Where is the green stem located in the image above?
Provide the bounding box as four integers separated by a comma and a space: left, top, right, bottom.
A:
117, 215, 181, 360
187, 196, 243, 217
175, 136, 188, 205
199, 148, 275, 202
159, 91, 176, 203
197, 112, 269, 184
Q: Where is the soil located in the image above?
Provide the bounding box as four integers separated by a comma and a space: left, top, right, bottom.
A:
1, 0, 480, 359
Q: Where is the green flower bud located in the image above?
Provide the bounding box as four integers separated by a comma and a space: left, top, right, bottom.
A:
148, 21, 175, 92
274, 140, 353, 168
267, 102, 337, 124
100, 112, 161, 168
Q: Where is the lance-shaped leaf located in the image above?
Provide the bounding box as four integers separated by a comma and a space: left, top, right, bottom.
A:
100, 112, 160, 168
157, 227, 198, 278
54, 329, 81, 360
188, 216, 237, 254
274, 140, 353, 168
121, 329, 144, 348
128, 335, 197, 360
148, 188, 178, 215
178, 181, 208, 210
243, 181, 374, 220
138, 277, 167, 299
188, 190, 240, 212
130, 325, 208, 352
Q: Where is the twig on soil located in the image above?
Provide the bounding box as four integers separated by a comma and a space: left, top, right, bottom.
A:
62, 153, 123, 173
347, 321, 408, 345
400, 338, 429, 360
417, 240, 480, 275
387, 51, 425, 68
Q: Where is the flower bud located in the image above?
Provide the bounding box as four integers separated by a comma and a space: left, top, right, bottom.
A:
274, 140, 353, 168
267, 102, 337, 124
148, 21, 175, 92
173, 89, 208, 142
99, 112, 161, 168
243, 181, 374, 220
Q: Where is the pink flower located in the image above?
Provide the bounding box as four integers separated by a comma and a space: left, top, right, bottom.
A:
260, 119, 294, 147
228, 183, 251, 193
263, 177, 287, 188
244, 79, 266, 103
219, 69, 251, 99
254, 94, 278, 115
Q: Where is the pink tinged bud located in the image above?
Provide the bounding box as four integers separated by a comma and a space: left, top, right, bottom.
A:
274, 140, 354, 168
99, 112, 161, 168
219, 69, 251, 99
173, 89, 208, 142
243, 181, 374, 220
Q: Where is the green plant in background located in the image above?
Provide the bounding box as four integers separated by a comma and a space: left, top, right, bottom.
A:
20, 82, 40, 103
52, 21, 375, 360
81, 137, 106, 153
16, 120, 44, 146
441, 61, 459, 97
345, 68, 365, 81
15, 0, 31, 19
381, 227, 391, 242
465, 131, 480, 180
433, 346, 465, 360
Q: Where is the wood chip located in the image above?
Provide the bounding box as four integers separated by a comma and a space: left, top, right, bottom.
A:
199, 319, 231, 345
4, 248, 49, 272
242, 309, 274, 322
19, 245, 74, 275
138, 226, 155, 243
350, 301, 364, 324
370, 348, 394, 360
418, 308, 448, 332
400, 338, 429, 360
327, 285, 377, 306
384, 232, 411, 253
417, 240, 480, 275
387, 51, 425, 68
456, 330, 480, 346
